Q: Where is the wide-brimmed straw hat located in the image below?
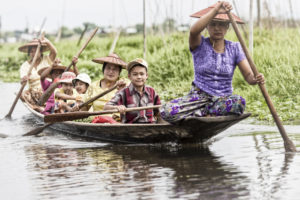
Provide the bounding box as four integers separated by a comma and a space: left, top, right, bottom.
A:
18, 38, 50, 53
190, 3, 244, 24
92, 53, 127, 69
127, 58, 148, 72
72, 73, 91, 86
58, 71, 76, 84
38, 59, 68, 78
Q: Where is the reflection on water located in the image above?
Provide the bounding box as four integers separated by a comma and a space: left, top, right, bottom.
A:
1, 81, 300, 200
22, 145, 251, 200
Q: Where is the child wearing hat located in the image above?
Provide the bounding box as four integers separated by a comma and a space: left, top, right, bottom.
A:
104, 58, 161, 123
70, 73, 91, 110
38, 58, 66, 115
72, 73, 91, 95
54, 71, 80, 113
19, 37, 57, 105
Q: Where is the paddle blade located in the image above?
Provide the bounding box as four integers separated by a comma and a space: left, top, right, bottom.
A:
44, 112, 92, 123
23, 123, 52, 136
38, 82, 60, 106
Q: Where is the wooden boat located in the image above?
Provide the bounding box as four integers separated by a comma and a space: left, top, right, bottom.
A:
22, 101, 251, 144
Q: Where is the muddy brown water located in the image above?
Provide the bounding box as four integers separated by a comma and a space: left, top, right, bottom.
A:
1, 82, 300, 200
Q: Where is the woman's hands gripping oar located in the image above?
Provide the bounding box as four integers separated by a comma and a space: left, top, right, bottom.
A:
38, 27, 99, 106
23, 84, 117, 136
44, 105, 162, 123
5, 33, 44, 119
227, 11, 296, 152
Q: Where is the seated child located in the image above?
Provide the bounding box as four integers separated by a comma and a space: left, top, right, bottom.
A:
71, 73, 91, 109
38, 59, 66, 115
54, 71, 79, 113
104, 58, 161, 123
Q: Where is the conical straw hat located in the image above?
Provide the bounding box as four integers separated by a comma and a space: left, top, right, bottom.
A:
92, 53, 127, 69
38, 59, 69, 78
190, 3, 244, 24
18, 38, 50, 53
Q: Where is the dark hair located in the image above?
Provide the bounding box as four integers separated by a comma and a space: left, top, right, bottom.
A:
102, 62, 122, 73
27, 46, 43, 57
50, 69, 64, 75
73, 79, 89, 88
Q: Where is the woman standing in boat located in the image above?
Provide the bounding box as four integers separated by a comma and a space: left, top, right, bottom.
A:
160, 1, 265, 123
19, 37, 57, 105
81, 53, 128, 113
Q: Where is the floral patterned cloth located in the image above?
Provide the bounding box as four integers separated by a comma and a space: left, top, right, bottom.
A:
160, 85, 245, 123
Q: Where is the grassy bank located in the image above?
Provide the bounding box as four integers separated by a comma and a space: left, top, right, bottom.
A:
0, 28, 299, 122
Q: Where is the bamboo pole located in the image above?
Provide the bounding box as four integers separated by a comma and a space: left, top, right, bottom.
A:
249, 0, 254, 54
143, 0, 147, 59
227, 12, 297, 152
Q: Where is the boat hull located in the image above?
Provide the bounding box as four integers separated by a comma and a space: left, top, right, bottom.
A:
23, 102, 251, 143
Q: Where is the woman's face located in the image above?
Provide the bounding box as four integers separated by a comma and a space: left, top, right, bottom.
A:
75, 80, 88, 94
29, 47, 41, 58
207, 21, 229, 40
103, 63, 121, 82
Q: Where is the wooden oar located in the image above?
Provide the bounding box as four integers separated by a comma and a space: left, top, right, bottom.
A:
38, 27, 99, 106
227, 11, 297, 152
23, 83, 117, 136
44, 105, 162, 123
5, 34, 44, 119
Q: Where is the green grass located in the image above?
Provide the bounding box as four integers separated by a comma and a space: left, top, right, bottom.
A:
0, 28, 299, 122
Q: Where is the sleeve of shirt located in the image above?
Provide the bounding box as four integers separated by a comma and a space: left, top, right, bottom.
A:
40, 79, 51, 91
235, 42, 246, 65
190, 35, 205, 53
106, 90, 124, 106
20, 62, 28, 78
54, 88, 61, 101
154, 91, 161, 105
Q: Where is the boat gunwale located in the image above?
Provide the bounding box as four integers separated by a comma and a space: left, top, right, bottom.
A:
23, 101, 251, 127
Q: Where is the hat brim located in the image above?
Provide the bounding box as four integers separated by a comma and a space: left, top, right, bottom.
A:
127, 61, 148, 72
92, 57, 127, 69
72, 78, 90, 86
38, 65, 68, 79
190, 10, 244, 24
18, 42, 50, 53
59, 79, 73, 84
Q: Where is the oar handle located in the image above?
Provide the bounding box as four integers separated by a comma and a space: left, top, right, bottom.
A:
227, 11, 296, 152
5, 33, 44, 118
38, 27, 99, 106
65, 27, 99, 72
227, 12, 259, 76
92, 105, 162, 115
44, 105, 162, 123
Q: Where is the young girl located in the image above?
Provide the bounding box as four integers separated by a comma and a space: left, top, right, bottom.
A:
54, 72, 79, 113
72, 73, 91, 109
38, 58, 66, 115
72, 73, 91, 95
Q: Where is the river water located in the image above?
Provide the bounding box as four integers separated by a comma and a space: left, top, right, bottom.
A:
0, 82, 300, 200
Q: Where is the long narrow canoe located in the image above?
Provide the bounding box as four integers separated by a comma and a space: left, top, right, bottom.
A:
22, 101, 251, 143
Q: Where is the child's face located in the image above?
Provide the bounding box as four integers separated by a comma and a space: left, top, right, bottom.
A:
128, 66, 148, 88
75, 80, 88, 94
51, 69, 63, 80
61, 82, 73, 95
